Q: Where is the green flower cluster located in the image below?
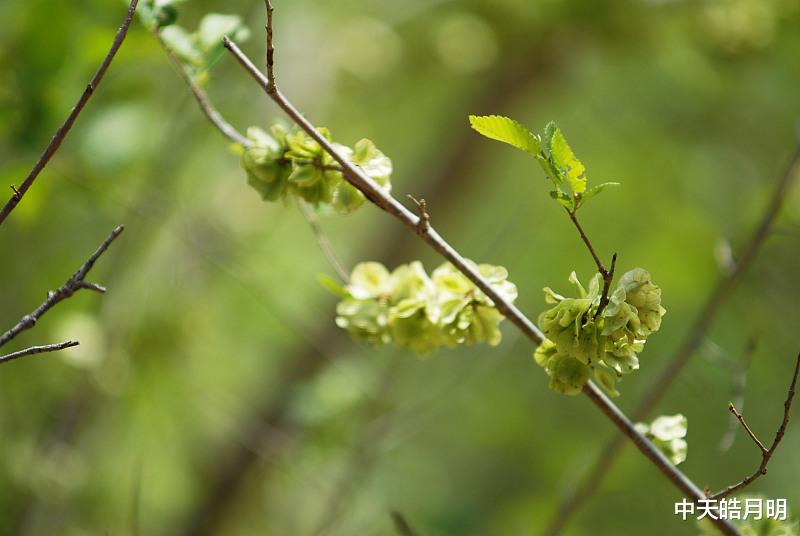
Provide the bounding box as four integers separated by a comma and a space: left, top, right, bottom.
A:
533, 268, 666, 396
635, 414, 688, 465
241, 125, 392, 214
335, 261, 517, 355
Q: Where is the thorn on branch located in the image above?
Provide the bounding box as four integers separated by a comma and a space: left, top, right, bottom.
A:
10, 185, 20, 199
711, 352, 800, 499
407, 195, 430, 235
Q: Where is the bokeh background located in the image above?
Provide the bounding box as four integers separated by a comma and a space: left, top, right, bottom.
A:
1, 0, 799, 534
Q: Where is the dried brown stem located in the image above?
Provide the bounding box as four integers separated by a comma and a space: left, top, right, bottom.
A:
710, 352, 799, 500
0, 341, 79, 366
222, 16, 740, 535
0, 225, 125, 349
544, 142, 800, 536
0, 0, 139, 226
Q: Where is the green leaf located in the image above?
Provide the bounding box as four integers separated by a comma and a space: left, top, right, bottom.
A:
468, 115, 541, 155
160, 25, 203, 65
551, 128, 587, 196
543, 121, 557, 153
196, 13, 250, 53
583, 181, 620, 200
549, 190, 573, 209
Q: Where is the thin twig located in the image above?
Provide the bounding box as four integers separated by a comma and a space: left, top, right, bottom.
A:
152, 30, 251, 148
391, 510, 421, 536
594, 252, 617, 319
565, 208, 607, 276
0, 341, 79, 366
544, 142, 800, 536
223, 19, 740, 535
0, 0, 139, 226
298, 201, 350, 282
710, 352, 799, 500
727, 403, 768, 454
0, 225, 125, 348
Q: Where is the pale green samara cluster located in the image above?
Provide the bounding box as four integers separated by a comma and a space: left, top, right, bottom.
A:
333, 261, 518, 355
469, 115, 665, 397
634, 414, 688, 465
241, 125, 392, 214
534, 268, 666, 396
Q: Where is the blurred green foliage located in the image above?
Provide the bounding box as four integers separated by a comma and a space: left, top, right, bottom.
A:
1, 0, 799, 535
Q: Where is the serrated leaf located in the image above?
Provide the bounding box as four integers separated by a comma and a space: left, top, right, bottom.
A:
469, 115, 540, 155
543, 121, 557, 153
551, 128, 587, 196
583, 181, 620, 200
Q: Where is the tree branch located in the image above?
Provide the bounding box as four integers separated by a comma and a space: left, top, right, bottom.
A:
152, 29, 252, 148
544, 142, 800, 536
0, 341, 79, 366
710, 352, 799, 500
298, 201, 350, 282
0, 0, 139, 227
222, 18, 740, 535
0, 225, 125, 349
391, 510, 421, 536
176, 30, 568, 536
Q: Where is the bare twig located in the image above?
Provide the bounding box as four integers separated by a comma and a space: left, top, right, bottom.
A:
0, 341, 79, 366
0, 225, 125, 348
594, 252, 617, 319
0, 0, 139, 226
391, 510, 421, 536
727, 403, 768, 454
222, 16, 740, 535
152, 29, 251, 148
298, 201, 350, 282
566, 208, 607, 276
710, 352, 799, 500
544, 143, 800, 536
407, 195, 430, 235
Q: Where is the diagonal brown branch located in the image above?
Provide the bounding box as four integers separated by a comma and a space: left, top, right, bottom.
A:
710, 352, 799, 500
391, 510, 421, 536
176, 32, 568, 536
543, 142, 800, 536
0, 0, 139, 227
222, 18, 740, 535
0, 341, 79, 366
0, 225, 125, 349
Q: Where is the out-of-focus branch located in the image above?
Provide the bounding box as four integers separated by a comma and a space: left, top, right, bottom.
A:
0, 225, 124, 350
222, 13, 740, 534
298, 201, 350, 282
710, 352, 799, 500
0, 0, 139, 227
544, 143, 800, 536
151, 29, 252, 148
0, 341, 79, 365
391, 510, 421, 536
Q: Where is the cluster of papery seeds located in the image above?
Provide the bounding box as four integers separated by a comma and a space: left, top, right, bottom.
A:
534, 268, 666, 396
335, 261, 517, 355
240, 125, 392, 214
